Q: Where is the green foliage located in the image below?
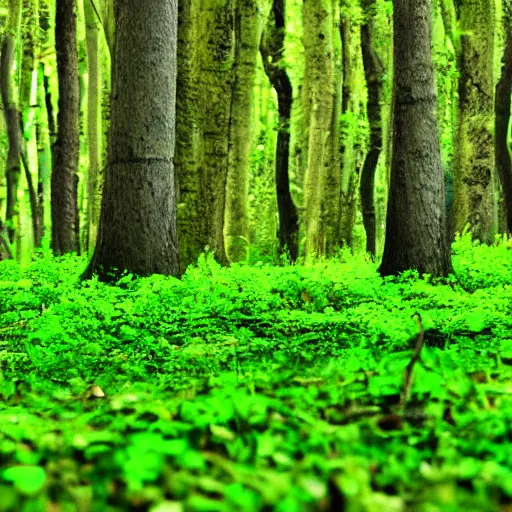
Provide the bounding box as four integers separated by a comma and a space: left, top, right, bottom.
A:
1, 242, 512, 510
452, 231, 512, 291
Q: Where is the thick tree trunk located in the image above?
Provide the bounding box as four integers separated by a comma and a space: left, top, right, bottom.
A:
199, 0, 232, 266
52, 0, 80, 255
260, 0, 299, 261
452, 0, 496, 243
495, 1, 512, 234
379, 0, 452, 277
178, 0, 234, 269
224, 0, 269, 263
360, 0, 383, 258
84, 0, 179, 280
1, 0, 22, 246
302, 0, 338, 259
84, 0, 103, 252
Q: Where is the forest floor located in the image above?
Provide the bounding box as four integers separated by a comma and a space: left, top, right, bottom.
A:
1, 234, 512, 512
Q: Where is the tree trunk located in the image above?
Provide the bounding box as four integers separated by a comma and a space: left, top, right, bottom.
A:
452, 0, 496, 243
260, 0, 299, 261
36, 62, 51, 246
20, 0, 43, 249
224, 0, 269, 263
52, 0, 80, 255
379, 0, 452, 277
360, 0, 383, 258
338, 4, 363, 247
177, 0, 234, 269
84, 0, 103, 252
36, 0, 54, 245
84, 0, 180, 280
1, 0, 22, 246
495, 0, 512, 234
302, 0, 338, 259
175, 0, 205, 272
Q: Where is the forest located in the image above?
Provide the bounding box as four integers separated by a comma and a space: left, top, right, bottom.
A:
1, 0, 512, 510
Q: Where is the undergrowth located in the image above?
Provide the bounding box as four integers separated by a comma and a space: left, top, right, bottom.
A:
0, 233, 511, 511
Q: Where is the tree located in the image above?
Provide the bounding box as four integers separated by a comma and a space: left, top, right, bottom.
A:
21, 0, 43, 248
52, 0, 80, 255
452, 0, 497, 243
84, 0, 103, 252
495, 0, 512, 234
338, 0, 365, 247
1, 0, 22, 247
224, 0, 270, 263
35, 1, 55, 248
379, 0, 452, 277
84, 0, 180, 279
175, 0, 234, 271
260, 0, 299, 261
360, 0, 384, 258
302, 0, 339, 259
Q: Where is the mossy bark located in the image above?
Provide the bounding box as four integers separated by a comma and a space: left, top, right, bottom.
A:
84, 0, 180, 280
1, 0, 22, 246
84, 0, 103, 253
52, 0, 80, 255
379, 0, 452, 277
495, 1, 512, 233
338, 2, 365, 248
260, 0, 299, 261
175, 0, 201, 272
224, 0, 269, 263
176, 0, 234, 269
452, 0, 497, 243
302, 0, 338, 259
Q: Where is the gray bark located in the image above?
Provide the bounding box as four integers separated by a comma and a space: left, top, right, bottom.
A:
84, 0, 179, 279
52, 0, 80, 255
379, 0, 452, 277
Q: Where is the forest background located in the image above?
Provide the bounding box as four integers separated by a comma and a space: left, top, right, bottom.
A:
0, 0, 510, 274
1, 0, 512, 511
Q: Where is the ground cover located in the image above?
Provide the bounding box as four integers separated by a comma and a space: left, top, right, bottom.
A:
1, 234, 512, 511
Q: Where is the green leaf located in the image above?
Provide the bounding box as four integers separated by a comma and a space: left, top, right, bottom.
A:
465, 310, 487, 332
2, 466, 46, 495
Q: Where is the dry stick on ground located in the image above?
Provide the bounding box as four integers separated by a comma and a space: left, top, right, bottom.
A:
400, 312, 425, 410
